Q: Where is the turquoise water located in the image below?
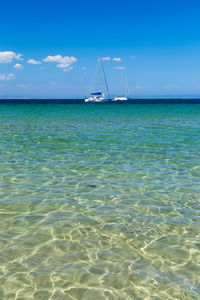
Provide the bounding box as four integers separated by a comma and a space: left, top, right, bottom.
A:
0, 104, 200, 299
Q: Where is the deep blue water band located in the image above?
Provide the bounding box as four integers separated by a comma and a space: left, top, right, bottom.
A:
1, 98, 200, 104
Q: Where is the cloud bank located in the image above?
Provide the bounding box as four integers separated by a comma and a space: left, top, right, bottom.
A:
43, 55, 77, 69
14, 63, 23, 69
102, 57, 111, 61
102, 57, 122, 62
0, 73, 16, 80
113, 57, 121, 62
27, 59, 41, 65
0, 51, 23, 63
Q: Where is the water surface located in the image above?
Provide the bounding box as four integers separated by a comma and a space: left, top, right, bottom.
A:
0, 104, 200, 299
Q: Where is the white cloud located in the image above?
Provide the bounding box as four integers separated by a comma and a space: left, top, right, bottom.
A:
43, 55, 77, 69
63, 67, 73, 72
113, 57, 121, 62
0, 73, 16, 80
0, 51, 23, 63
17, 83, 32, 88
165, 84, 180, 89
14, 63, 23, 69
134, 85, 152, 90
102, 57, 111, 61
82, 66, 86, 71
114, 66, 126, 70
102, 57, 122, 62
27, 59, 41, 65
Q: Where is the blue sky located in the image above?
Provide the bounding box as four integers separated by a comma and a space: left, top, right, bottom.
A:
1, 0, 200, 98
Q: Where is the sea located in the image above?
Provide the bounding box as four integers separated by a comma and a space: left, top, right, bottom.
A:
0, 103, 200, 299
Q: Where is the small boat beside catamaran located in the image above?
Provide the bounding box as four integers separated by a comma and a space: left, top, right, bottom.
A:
112, 96, 128, 102
112, 73, 129, 102
85, 57, 111, 103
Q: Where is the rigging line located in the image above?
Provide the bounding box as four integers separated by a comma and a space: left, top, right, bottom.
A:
125, 76, 130, 96
99, 56, 102, 93
90, 58, 99, 94
120, 71, 123, 96
101, 57, 110, 99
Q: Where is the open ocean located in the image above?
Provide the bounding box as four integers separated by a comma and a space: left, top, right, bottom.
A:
0, 103, 200, 299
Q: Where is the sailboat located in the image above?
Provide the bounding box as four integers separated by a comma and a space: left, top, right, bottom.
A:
112, 95, 128, 101
85, 57, 111, 103
112, 73, 129, 102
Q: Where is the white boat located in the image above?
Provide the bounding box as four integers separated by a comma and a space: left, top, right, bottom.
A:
85, 93, 110, 102
85, 57, 111, 103
112, 96, 128, 102
112, 73, 129, 102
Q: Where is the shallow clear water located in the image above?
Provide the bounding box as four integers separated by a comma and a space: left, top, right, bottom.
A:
0, 104, 200, 299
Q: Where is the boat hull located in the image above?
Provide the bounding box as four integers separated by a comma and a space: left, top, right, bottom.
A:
85, 97, 110, 103
112, 96, 128, 101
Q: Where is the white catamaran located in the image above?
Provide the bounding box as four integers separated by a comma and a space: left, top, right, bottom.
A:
112, 73, 129, 102
85, 57, 111, 103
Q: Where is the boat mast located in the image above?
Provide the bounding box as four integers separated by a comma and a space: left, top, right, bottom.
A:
99, 56, 102, 94
90, 58, 99, 95
120, 72, 123, 96
101, 57, 110, 99
121, 72, 129, 97
124, 76, 129, 97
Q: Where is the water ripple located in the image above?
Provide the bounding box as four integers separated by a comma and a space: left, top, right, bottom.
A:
0, 104, 200, 299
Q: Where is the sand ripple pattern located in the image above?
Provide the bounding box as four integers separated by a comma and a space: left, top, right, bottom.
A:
0, 104, 200, 299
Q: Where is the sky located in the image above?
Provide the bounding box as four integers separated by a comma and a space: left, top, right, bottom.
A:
1, 0, 200, 98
